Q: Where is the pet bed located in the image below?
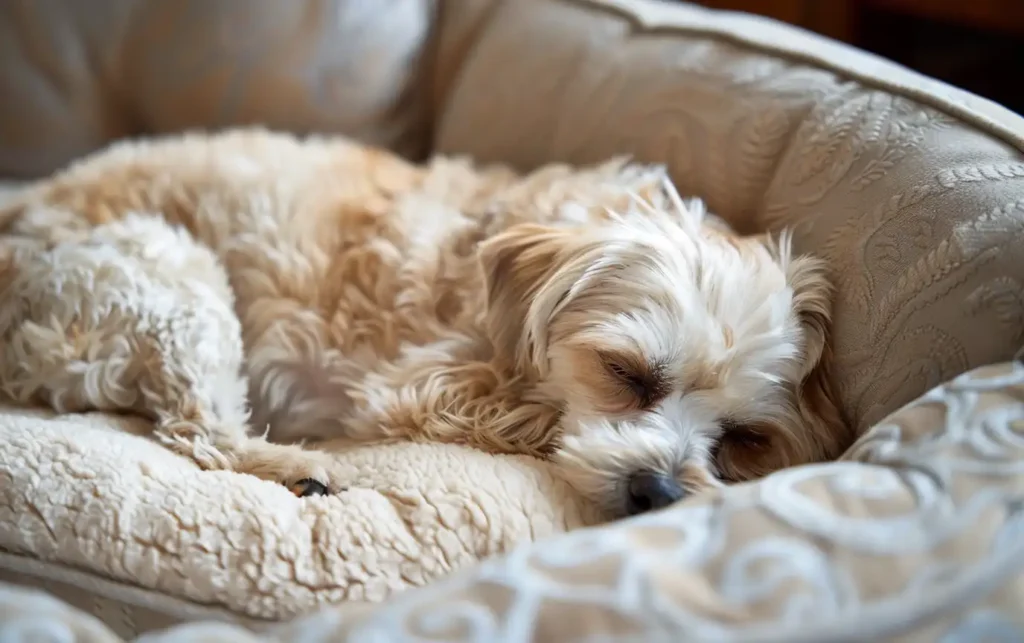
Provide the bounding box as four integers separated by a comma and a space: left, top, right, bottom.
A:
4, 357, 1024, 642
2, 0, 1024, 641
0, 402, 597, 618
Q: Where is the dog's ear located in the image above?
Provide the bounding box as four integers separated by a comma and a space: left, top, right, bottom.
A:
786, 255, 831, 381
717, 252, 850, 481
785, 254, 851, 457
478, 223, 575, 378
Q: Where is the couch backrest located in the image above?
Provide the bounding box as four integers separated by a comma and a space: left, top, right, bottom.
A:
0, 0, 437, 178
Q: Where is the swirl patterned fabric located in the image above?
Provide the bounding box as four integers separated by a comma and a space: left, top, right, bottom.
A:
2, 0, 1024, 640
3, 359, 1024, 642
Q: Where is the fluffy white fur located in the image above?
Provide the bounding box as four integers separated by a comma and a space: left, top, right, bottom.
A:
0, 129, 852, 519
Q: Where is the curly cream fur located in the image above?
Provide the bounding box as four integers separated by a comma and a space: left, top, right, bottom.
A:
0, 129, 853, 517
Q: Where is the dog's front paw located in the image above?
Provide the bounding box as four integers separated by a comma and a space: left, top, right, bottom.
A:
235, 442, 348, 498
288, 478, 330, 497
287, 478, 351, 498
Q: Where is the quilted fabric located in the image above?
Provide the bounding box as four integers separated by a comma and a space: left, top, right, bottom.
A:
0, 0, 435, 178
435, 0, 1024, 435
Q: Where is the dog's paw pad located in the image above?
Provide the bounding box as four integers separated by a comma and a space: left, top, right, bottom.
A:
289, 478, 330, 498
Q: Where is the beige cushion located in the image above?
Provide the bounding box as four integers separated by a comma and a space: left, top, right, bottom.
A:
435, 0, 1024, 434
0, 397, 594, 637
0, 0, 435, 178
4, 357, 1024, 642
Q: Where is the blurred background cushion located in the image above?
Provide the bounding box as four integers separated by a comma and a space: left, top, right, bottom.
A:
0, 0, 436, 178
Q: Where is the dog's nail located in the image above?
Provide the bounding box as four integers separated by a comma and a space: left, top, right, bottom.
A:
290, 478, 329, 497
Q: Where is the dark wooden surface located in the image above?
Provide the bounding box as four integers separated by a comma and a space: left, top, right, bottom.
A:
863, 0, 1024, 36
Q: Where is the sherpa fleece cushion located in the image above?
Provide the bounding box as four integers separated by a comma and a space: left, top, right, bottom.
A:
0, 402, 598, 621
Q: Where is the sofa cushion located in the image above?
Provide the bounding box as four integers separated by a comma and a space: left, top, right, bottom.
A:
433, 0, 1024, 434
0, 0, 436, 179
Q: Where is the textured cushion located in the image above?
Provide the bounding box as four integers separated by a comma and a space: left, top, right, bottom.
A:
4, 357, 1024, 641
434, 0, 1024, 434
0, 0, 436, 178
0, 399, 594, 638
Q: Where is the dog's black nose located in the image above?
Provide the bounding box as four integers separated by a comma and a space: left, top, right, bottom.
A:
626, 472, 684, 515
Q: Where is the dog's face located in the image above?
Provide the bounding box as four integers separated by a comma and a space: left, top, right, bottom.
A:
479, 192, 847, 519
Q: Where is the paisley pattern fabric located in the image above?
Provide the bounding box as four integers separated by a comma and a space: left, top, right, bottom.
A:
2, 0, 1024, 640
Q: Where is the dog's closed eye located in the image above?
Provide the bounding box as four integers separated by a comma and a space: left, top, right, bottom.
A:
602, 356, 668, 409
713, 419, 775, 481
608, 362, 650, 400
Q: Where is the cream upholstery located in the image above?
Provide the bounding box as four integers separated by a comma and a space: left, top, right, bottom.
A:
2, 0, 1024, 640
0, 397, 596, 625
0, 0, 436, 177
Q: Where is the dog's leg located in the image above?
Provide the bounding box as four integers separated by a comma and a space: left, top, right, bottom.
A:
0, 213, 341, 496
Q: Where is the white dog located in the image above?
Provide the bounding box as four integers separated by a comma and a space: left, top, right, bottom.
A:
0, 129, 852, 519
